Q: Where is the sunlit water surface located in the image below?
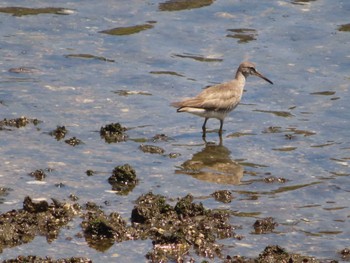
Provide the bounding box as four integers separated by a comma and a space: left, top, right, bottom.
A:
0, 0, 349, 261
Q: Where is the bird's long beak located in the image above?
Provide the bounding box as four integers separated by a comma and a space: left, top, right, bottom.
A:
255, 71, 273, 85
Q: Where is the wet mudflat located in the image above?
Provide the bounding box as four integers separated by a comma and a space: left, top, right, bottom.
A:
0, 0, 349, 262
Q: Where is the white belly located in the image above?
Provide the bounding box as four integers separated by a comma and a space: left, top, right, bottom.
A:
178, 107, 230, 120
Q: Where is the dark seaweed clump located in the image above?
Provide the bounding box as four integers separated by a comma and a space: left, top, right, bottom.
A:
49, 126, 68, 140
28, 169, 49, 181
211, 190, 233, 203
139, 144, 165, 154
0, 117, 40, 129
65, 137, 83, 146
151, 133, 171, 142
100, 123, 128, 143
253, 217, 278, 234
340, 248, 350, 260
108, 164, 138, 195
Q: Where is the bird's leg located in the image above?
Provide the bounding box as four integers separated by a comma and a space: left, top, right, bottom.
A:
218, 119, 224, 136
202, 118, 208, 138
218, 134, 223, 146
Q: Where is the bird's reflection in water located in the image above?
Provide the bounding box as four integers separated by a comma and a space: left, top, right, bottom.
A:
175, 138, 244, 185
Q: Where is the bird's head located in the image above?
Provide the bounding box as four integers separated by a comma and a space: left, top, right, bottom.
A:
238, 61, 273, 84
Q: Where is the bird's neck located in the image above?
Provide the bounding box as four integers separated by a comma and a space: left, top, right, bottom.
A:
234, 70, 246, 87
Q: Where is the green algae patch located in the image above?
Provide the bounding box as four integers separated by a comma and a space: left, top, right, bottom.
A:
113, 90, 152, 96
272, 146, 297, 152
159, 0, 214, 11
310, 91, 336, 96
150, 71, 185, 77
338, 23, 350, 32
254, 109, 294, 118
173, 53, 223, 62
227, 28, 258, 43
0, 6, 70, 16
99, 24, 154, 36
65, 54, 115, 62
291, 0, 317, 5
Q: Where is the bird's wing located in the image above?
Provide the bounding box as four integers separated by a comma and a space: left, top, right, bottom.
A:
195, 81, 241, 111
172, 80, 241, 111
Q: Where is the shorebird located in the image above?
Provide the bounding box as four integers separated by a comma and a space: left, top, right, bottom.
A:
172, 61, 273, 137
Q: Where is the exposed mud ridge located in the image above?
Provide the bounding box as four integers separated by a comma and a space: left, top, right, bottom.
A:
0, 196, 79, 253
0, 194, 339, 262
2, 256, 92, 263
79, 192, 238, 261
134, 193, 237, 261
224, 245, 324, 263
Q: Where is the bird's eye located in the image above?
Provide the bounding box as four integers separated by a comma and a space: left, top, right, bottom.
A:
249, 67, 255, 71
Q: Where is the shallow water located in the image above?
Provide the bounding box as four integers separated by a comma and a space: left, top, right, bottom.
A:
0, 0, 349, 261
